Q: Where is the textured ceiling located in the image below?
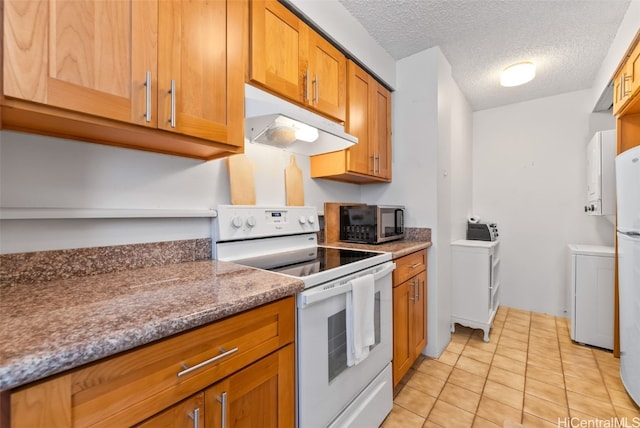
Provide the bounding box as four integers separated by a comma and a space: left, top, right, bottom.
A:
337, 0, 631, 111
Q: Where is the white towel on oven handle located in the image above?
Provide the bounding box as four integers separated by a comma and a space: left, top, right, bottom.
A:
346, 274, 375, 367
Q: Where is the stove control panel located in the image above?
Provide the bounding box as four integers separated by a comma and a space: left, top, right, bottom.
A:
215, 205, 319, 241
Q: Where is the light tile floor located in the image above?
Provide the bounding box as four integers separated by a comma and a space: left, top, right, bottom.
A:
382, 306, 640, 427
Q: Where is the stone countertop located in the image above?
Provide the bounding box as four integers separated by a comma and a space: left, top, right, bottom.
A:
0, 260, 304, 391
323, 239, 432, 259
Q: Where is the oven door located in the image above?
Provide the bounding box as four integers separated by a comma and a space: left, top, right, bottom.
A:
296, 261, 394, 428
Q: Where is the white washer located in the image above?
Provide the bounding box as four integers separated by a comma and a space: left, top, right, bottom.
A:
568, 244, 615, 350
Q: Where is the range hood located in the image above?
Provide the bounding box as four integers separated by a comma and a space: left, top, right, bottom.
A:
244, 84, 357, 156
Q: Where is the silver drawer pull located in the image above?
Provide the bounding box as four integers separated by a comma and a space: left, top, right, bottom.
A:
177, 347, 239, 377
409, 263, 422, 269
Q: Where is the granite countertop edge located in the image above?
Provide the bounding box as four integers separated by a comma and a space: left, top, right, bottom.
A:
323, 239, 432, 259
0, 260, 304, 392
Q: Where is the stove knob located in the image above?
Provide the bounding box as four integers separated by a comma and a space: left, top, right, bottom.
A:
246, 216, 256, 228
231, 216, 243, 229
307, 215, 315, 224
299, 216, 307, 225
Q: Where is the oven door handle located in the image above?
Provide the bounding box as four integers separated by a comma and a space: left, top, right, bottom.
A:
298, 262, 395, 308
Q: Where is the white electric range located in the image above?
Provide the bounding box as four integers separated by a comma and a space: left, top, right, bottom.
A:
213, 205, 394, 428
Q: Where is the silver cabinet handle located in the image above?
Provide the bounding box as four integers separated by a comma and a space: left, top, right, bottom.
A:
177, 347, 239, 377
217, 392, 228, 428
377, 155, 381, 175
304, 70, 310, 102
144, 71, 152, 123
409, 278, 416, 302
169, 79, 176, 128
370, 155, 375, 173
416, 277, 421, 301
409, 263, 421, 269
623, 73, 632, 97
189, 408, 200, 428
313, 74, 318, 104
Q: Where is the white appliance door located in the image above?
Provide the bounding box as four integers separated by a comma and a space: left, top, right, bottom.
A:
615, 146, 640, 232
297, 263, 393, 428
618, 232, 640, 406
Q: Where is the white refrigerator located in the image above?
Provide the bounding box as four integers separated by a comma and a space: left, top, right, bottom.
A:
616, 145, 640, 406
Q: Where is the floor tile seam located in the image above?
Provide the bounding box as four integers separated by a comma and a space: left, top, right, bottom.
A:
565, 350, 618, 417
518, 313, 535, 425
552, 316, 575, 421
475, 307, 525, 426
466, 313, 506, 428
584, 349, 622, 418
390, 400, 427, 423
423, 350, 464, 425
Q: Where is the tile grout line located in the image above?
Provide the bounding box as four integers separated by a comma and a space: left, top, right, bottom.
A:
556, 315, 571, 422
422, 329, 471, 426
519, 309, 532, 425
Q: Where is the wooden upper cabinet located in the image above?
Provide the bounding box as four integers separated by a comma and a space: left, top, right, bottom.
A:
157, 0, 244, 145
306, 31, 347, 121
3, 0, 156, 126
2, 0, 244, 159
345, 63, 372, 175
249, 0, 305, 103
372, 79, 392, 179
310, 60, 392, 183
249, 0, 346, 122
613, 32, 640, 116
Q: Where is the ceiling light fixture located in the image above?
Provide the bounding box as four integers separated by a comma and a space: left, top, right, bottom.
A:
500, 62, 536, 87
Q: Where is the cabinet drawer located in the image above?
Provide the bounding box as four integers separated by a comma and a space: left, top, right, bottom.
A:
11, 297, 295, 428
393, 250, 427, 285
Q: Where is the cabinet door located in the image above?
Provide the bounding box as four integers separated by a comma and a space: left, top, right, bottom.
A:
134, 393, 204, 428
345, 61, 373, 175
3, 0, 156, 126
250, 0, 305, 104
157, 0, 243, 146
392, 281, 412, 387
411, 272, 428, 358
205, 345, 295, 428
307, 32, 346, 121
372, 82, 392, 180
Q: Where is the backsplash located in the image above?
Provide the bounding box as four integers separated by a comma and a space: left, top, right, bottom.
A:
403, 227, 432, 242
0, 239, 211, 285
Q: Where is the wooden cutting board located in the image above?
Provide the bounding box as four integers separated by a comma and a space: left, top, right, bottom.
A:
285, 155, 304, 206
227, 154, 256, 205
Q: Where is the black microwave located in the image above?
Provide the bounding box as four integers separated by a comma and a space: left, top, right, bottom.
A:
339, 205, 405, 244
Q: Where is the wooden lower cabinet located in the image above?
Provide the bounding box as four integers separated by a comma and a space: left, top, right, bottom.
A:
136, 345, 294, 428
204, 345, 294, 428
135, 393, 205, 428
9, 297, 295, 428
392, 251, 427, 387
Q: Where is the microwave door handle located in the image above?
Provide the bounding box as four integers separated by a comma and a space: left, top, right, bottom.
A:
395, 209, 404, 233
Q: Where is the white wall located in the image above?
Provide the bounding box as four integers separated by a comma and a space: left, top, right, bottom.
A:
472, 90, 616, 317
0, 131, 360, 253
361, 47, 473, 358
